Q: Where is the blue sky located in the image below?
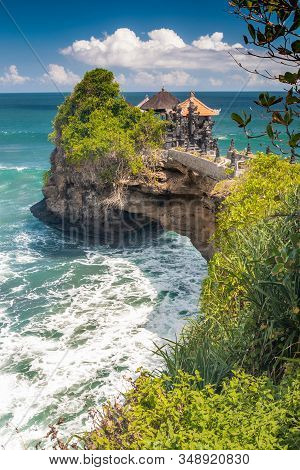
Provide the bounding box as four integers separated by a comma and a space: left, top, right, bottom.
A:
0, 0, 284, 92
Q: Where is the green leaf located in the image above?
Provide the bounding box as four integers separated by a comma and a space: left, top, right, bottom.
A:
278, 71, 300, 85
291, 40, 300, 53
255, 93, 283, 109
248, 24, 256, 40
266, 124, 274, 139
286, 92, 299, 105
245, 114, 252, 126
278, 7, 290, 23
231, 112, 245, 127
271, 97, 283, 106
290, 11, 300, 32
257, 30, 265, 44
289, 133, 300, 148
265, 24, 274, 42
259, 92, 270, 107
272, 112, 285, 125
274, 24, 286, 37
272, 263, 285, 275
284, 110, 293, 126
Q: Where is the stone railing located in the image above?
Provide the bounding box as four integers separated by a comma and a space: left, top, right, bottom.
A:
167, 149, 231, 181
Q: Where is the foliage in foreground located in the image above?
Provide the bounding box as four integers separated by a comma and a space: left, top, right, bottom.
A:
49, 68, 165, 178
214, 153, 300, 235
202, 155, 300, 335
157, 155, 299, 383
69, 369, 300, 450
159, 209, 299, 384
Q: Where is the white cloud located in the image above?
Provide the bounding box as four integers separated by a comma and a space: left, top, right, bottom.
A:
160, 70, 198, 87
0, 65, 30, 85
115, 73, 126, 85
61, 28, 243, 72
132, 70, 198, 87
193, 32, 243, 51
148, 29, 185, 48
209, 77, 223, 87
230, 71, 283, 90
42, 64, 80, 86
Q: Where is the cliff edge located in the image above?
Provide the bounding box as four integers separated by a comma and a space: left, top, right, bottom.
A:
31, 147, 222, 260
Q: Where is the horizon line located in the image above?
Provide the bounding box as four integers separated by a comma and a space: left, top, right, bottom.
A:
0, 90, 287, 94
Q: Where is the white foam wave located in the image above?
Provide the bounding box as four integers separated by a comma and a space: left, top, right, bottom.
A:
0, 253, 15, 283
0, 130, 47, 136
0, 234, 205, 449
0, 166, 29, 171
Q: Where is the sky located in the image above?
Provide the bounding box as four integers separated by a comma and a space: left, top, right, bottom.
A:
0, 0, 285, 92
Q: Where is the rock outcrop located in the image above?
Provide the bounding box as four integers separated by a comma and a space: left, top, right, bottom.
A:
31, 147, 222, 260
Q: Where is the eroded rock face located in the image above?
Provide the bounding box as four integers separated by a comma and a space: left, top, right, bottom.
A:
31, 148, 220, 260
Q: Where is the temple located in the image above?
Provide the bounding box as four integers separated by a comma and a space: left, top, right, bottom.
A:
137, 89, 220, 156
139, 88, 180, 117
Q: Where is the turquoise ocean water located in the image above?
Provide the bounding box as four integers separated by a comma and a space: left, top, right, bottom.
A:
0, 92, 271, 448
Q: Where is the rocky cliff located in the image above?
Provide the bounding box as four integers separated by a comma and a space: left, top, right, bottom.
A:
31, 147, 222, 260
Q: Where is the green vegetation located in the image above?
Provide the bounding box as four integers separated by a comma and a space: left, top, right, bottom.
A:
50, 68, 165, 178
155, 155, 299, 384
214, 153, 299, 234
73, 369, 299, 450
42, 169, 51, 186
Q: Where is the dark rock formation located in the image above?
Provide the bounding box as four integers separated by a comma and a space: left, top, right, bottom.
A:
31, 148, 221, 260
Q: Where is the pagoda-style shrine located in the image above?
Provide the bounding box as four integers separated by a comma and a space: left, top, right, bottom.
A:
137, 89, 221, 155
177, 91, 220, 118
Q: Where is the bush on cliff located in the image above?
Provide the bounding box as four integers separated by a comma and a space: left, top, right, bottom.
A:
69, 369, 300, 450
213, 153, 300, 235
158, 203, 299, 383
201, 155, 300, 376
157, 154, 299, 382
50, 68, 165, 177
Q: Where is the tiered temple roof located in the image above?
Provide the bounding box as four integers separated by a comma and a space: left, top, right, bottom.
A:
140, 88, 180, 111
178, 92, 220, 117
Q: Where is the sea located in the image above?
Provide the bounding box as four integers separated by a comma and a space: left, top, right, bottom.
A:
0, 91, 272, 448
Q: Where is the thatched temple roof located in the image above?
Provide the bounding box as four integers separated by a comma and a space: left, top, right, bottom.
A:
140, 88, 180, 111
178, 92, 220, 117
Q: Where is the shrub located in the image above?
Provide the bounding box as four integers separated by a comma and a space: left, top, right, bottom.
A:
70, 369, 300, 450
42, 169, 51, 186
60, 109, 136, 164
213, 153, 300, 236
204, 210, 299, 379
200, 155, 299, 377
154, 319, 237, 388
49, 68, 165, 179
52, 69, 120, 133
158, 155, 299, 382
